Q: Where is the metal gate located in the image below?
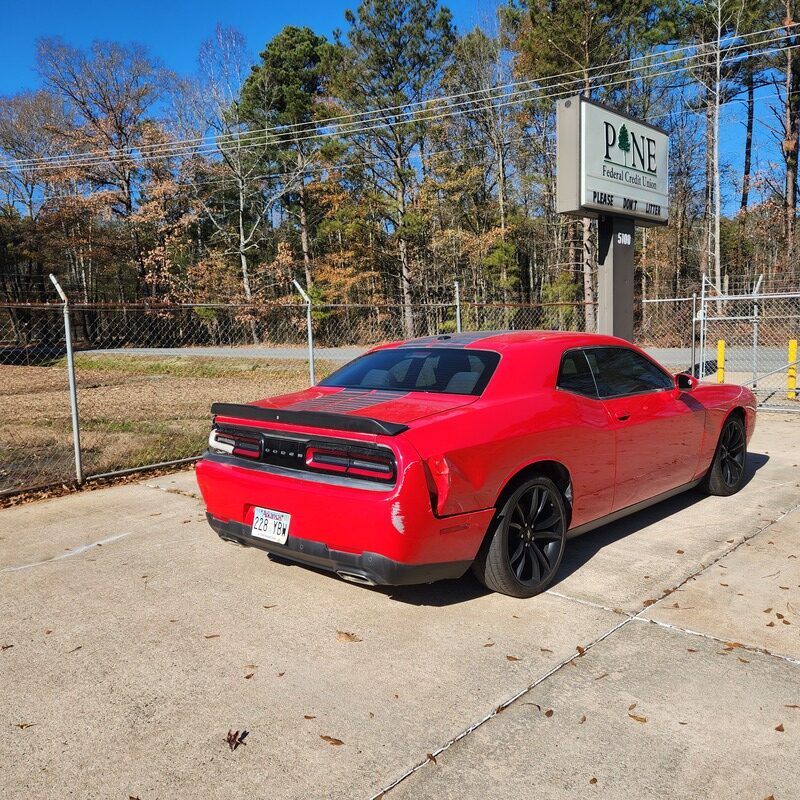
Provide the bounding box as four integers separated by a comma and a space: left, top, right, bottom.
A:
697, 276, 799, 411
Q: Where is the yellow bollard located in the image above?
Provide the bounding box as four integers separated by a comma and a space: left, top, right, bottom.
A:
789, 339, 797, 400
717, 339, 725, 384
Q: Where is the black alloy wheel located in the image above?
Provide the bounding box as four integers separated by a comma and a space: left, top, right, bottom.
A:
507, 485, 563, 586
719, 419, 746, 488
473, 475, 567, 598
704, 414, 748, 497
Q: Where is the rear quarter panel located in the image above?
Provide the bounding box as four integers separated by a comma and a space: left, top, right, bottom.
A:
690, 383, 757, 480
404, 388, 615, 529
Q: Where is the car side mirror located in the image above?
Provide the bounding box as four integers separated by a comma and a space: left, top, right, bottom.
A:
675, 372, 697, 392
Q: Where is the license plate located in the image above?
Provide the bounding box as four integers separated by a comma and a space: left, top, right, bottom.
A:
250, 506, 291, 544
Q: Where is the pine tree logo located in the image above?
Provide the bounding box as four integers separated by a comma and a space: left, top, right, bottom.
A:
618, 124, 631, 166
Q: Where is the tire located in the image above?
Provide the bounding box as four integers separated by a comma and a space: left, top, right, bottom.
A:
472, 475, 567, 598
703, 414, 747, 497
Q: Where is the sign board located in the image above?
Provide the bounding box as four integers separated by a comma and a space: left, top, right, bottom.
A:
556, 96, 669, 226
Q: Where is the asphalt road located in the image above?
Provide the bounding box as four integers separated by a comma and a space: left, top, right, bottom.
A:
2, 415, 799, 799
80, 344, 791, 376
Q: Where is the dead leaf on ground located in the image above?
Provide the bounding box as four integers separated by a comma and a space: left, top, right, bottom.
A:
483, 641, 494, 648
426, 753, 437, 764
687, 648, 698, 653
589, 777, 598, 785
576, 645, 586, 656
767, 621, 776, 627
243, 663, 257, 669
775, 723, 785, 732
336, 630, 362, 643
784, 704, 800, 709
15, 723, 36, 729
304, 715, 316, 720
506, 654, 521, 661
226, 729, 248, 751
244, 673, 255, 680
676, 549, 684, 554
263, 604, 277, 609
540, 647, 553, 653
628, 703, 637, 711
595, 672, 609, 681
579, 714, 587, 724
545, 709, 554, 718
643, 599, 657, 607
738, 657, 750, 664
2, 644, 14, 650
320, 735, 344, 746
628, 713, 647, 723
204, 634, 220, 639
277, 671, 285, 677
763, 607, 773, 614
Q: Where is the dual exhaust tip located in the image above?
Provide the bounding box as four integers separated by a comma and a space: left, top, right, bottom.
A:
223, 537, 376, 586
336, 571, 377, 586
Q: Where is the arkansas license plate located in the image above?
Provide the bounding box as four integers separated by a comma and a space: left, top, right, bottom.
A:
250, 506, 291, 544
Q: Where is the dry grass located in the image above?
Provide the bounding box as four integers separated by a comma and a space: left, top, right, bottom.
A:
0, 354, 336, 495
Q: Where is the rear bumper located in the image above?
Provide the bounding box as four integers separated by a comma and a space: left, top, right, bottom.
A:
207, 513, 472, 586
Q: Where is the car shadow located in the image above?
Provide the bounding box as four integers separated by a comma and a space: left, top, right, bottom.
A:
382, 451, 770, 607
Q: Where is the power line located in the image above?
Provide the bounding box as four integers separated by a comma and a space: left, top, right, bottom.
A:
2, 24, 798, 173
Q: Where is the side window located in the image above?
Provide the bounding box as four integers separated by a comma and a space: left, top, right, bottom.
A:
588, 347, 673, 398
557, 350, 598, 398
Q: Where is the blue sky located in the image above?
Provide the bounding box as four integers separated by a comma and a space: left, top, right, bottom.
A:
1, 0, 493, 96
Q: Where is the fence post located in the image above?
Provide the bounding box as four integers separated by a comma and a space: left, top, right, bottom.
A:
699, 276, 707, 380
751, 274, 762, 388
454, 281, 462, 333
49, 274, 84, 484
691, 292, 697, 376
293, 279, 315, 385
716, 340, 725, 383
789, 339, 798, 400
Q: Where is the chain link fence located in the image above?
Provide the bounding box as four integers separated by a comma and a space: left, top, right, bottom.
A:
2, 283, 795, 498
697, 282, 800, 411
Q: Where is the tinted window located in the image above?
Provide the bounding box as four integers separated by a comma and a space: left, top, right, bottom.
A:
557, 350, 598, 398
585, 347, 672, 398
320, 347, 500, 396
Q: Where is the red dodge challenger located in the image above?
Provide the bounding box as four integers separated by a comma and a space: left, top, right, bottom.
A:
196, 331, 756, 597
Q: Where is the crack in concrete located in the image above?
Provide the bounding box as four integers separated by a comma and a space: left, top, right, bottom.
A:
633, 616, 800, 666
144, 483, 202, 501
373, 498, 800, 799
1, 531, 133, 572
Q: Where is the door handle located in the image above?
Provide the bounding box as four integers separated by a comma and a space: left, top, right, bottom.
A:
615, 412, 631, 421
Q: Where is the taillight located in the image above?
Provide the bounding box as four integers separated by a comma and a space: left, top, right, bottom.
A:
306, 445, 396, 483
209, 428, 261, 459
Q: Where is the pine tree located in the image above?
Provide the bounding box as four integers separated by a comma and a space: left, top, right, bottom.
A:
332, 0, 455, 336
618, 124, 631, 165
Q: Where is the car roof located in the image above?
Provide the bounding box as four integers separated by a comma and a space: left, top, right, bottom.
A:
396, 330, 632, 351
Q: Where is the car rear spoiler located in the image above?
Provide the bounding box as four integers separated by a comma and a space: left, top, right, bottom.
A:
210, 402, 409, 437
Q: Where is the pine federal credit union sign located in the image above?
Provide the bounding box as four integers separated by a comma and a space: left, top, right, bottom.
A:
556, 96, 669, 226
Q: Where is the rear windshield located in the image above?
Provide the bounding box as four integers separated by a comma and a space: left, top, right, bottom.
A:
320, 347, 500, 396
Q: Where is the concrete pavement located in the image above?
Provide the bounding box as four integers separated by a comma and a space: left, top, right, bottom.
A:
1, 415, 799, 799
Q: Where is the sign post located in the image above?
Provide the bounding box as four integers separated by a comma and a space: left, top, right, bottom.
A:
556, 96, 669, 341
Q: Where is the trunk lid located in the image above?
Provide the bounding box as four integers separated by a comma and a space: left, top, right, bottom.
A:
249, 386, 476, 425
